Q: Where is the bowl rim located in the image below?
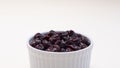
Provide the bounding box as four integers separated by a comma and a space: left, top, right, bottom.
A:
27, 31, 93, 54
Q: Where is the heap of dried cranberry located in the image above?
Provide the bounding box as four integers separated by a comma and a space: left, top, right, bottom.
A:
29, 30, 90, 52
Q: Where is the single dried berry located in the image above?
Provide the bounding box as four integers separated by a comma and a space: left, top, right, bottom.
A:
52, 48, 58, 52
42, 40, 50, 48
46, 46, 58, 52
46, 46, 53, 51
72, 37, 80, 44
35, 38, 41, 44
34, 33, 43, 38
53, 45, 60, 51
68, 30, 74, 36
73, 45, 81, 50
55, 40, 61, 45
42, 40, 48, 44
43, 35, 50, 40
61, 32, 68, 36
80, 43, 88, 49
35, 44, 44, 50
81, 36, 90, 45
48, 30, 56, 36
49, 36, 57, 41
67, 45, 80, 50
29, 39, 36, 47
66, 40, 73, 45
66, 48, 72, 52
67, 45, 75, 49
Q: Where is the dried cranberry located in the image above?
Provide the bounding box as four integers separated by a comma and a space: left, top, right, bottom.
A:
36, 44, 44, 50
29, 39, 36, 47
53, 45, 60, 51
80, 43, 88, 49
66, 48, 72, 52
81, 36, 90, 45
35, 38, 41, 44
48, 30, 56, 36
43, 35, 50, 40
34, 33, 43, 39
55, 40, 61, 45
46, 46, 58, 52
46, 46, 53, 51
61, 32, 68, 36
68, 30, 74, 36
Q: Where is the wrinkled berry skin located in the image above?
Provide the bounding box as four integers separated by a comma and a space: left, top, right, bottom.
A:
29, 30, 90, 52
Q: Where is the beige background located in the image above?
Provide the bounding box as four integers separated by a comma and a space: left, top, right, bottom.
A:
0, 0, 120, 68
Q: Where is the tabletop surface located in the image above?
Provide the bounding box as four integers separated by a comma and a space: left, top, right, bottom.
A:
0, 0, 120, 68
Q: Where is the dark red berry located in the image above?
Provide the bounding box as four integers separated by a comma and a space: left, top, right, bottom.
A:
80, 43, 88, 49
67, 45, 75, 49
43, 35, 50, 40
46, 46, 53, 51
73, 45, 81, 50
55, 40, 61, 45
53, 45, 60, 51
35, 44, 44, 50
61, 32, 68, 36
68, 30, 74, 36
42, 40, 48, 44
66, 48, 72, 52
42, 40, 50, 48
49, 37, 56, 44
46, 46, 58, 52
52, 48, 58, 52
35, 38, 41, 44
67, 45, 80, 50
34, 33, 42, 38
29, 39, 36, 47
48, 30, 56, 36
66, 40, 73, 45
81, 36, 90, 45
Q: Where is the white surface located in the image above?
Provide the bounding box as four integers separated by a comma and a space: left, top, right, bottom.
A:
0, 0, 120, 68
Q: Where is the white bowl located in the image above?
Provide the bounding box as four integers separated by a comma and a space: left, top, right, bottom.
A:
27, 32, 93, 68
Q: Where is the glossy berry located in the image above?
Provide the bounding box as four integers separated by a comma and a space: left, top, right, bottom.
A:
53, 45, 60, 51
29, 39, 36, 47
34, 33, 43, 39
66, 48, 72, 52
35, 38, 41, 44
35, 44, 44, 50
